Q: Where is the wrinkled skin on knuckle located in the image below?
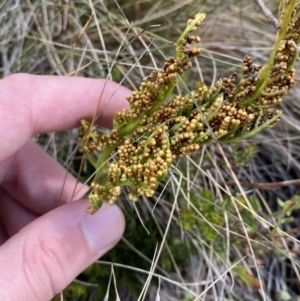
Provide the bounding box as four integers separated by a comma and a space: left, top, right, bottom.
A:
21, 232, 67, 300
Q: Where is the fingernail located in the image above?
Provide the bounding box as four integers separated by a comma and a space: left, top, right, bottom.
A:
81, 203, 124, 255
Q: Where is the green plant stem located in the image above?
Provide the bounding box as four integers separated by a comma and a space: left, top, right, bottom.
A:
176, 13, 206, 58
94, 145, 116, 183
220, 111, 282, 143
239, 0, 297, 106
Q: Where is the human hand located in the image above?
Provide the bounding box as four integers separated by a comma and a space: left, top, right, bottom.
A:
0, 74, 129, 300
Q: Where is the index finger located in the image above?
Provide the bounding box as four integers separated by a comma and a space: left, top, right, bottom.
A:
0, 74, 130, 162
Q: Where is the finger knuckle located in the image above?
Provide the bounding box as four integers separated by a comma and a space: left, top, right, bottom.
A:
21, 232, 66, 299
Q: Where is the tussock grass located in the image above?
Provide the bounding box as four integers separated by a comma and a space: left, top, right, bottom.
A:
1, 0, 300, 300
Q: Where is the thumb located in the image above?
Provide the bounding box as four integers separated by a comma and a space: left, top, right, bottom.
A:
0, 201, 125, 301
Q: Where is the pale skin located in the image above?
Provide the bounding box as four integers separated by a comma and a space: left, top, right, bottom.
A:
0, 74, 130, 300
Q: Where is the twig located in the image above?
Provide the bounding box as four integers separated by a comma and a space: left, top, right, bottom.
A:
222, 179, 300, 190
254, 0, 280, 30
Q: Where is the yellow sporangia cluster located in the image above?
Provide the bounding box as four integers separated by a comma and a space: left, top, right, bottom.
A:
79, 2, 300, 214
